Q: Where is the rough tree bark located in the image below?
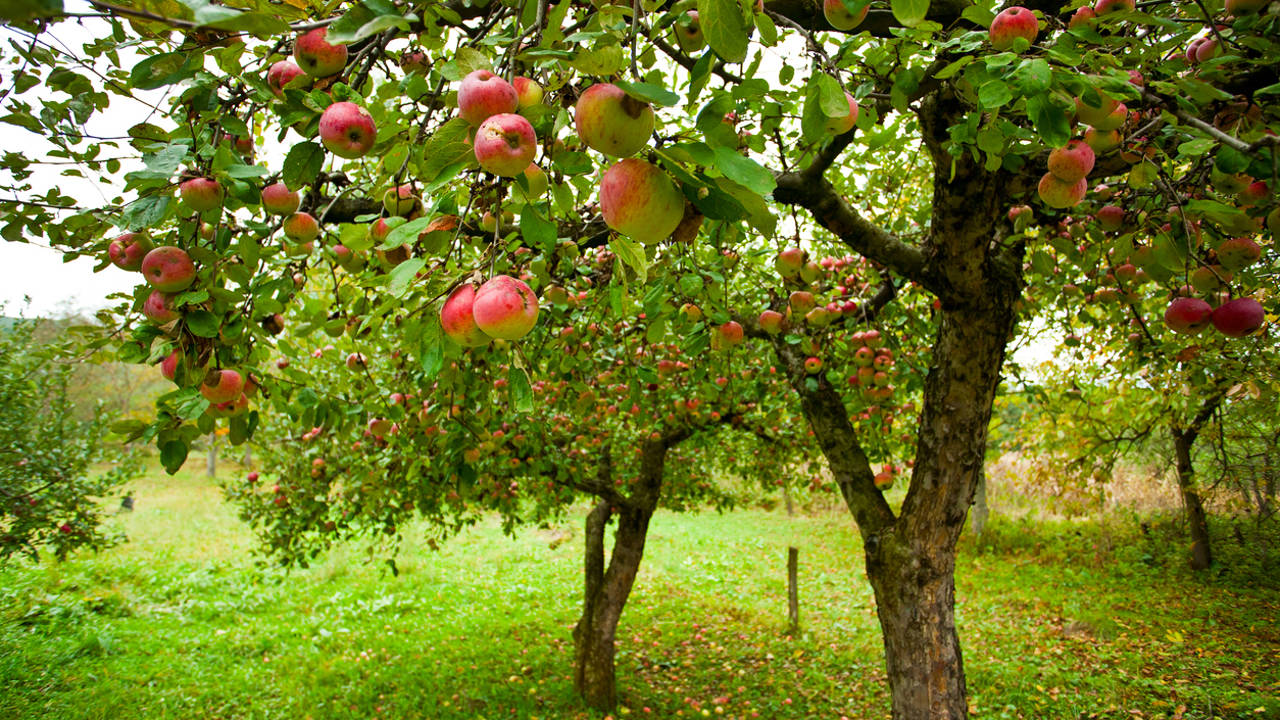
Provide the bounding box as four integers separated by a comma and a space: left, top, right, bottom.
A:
970, 467, 989, 540
1171, 391, 1225, 571
572, 436, 680, 710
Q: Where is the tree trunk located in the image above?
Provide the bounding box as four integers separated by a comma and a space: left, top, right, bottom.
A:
206, 441, 217, 479
783, 483, 794, 516
1173, 427, 1212, 570
970, 467, 989, 540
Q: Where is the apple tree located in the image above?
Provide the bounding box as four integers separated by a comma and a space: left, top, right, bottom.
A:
3, 0, 1279, 717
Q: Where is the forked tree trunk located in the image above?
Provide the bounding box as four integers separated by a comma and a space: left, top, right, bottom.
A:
1173, 426, 1213, 570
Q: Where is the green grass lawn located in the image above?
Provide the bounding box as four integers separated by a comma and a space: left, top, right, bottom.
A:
2, 465, 1278, 720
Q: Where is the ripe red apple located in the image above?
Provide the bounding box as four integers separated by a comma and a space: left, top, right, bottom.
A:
293, 28, 347, 78
383, 184, 421, 216
474, 113, 537, 177
1096, 204, 1125, 231
201, 368, 245, 404
789, 290, 816, 314
160, 350, 181, 381
1037, 173, 1087, 209
261, 182, 300, 215
713, 321, 744, 349
318, 102, 377, 159
1083, 127, 1121, 153
512, 76, 543, 110
599, 158, 685, 244
108, 232, 153, 271
575, 83, 655, 158
758, 310, 784, 334
1068, 6, 1096, 28
141, 246, 196, 292
1212, 298, 1265, 338
1237, 180, 1270, 207
441, 284, 491, 347
458, 70, 518, 126
1226, 0, 1268, 13
473, 275, 539, 340
824, 0, 868, 30
1047, 139, 1095, 183
805, 357, 824, 374
1093, 0, 1135, 13
989, 6, 1038, 51
283, 212, 319, 243
674, 10, 706, 51
823, 91, 859, 136
142, 289, 179, 324
1216, 237, 1261, 271
1164, 297, 1212, 334
267, 60, 305, 95
180, 177, 222, 213
775, 248, 806, 279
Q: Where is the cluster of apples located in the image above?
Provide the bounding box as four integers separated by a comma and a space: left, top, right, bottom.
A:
755, 247, 880, 336
440, 275, 540, 347
1162, 233, 1267, 339
458, 69, 545, 177
267, 29, 377, 160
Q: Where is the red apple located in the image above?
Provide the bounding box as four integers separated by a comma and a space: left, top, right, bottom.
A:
713, 321, 744, 349
318, 102, 377, 159
789, 290, 816, 314
1074, 93, 1120, 127
758, 310, 784, 334
474, 113, 537, 177
824, 0, 868, 30
383, 184, 421, 216
440, 284, 491, 347
267, 60, 305, 95
160, 349, 181, 381
108, 232, 153, 271
989, 6, 1038, 51
1093, 0, 1135, 13
283, 212, 319, 243
575, 83, 655, 158
201, 369, 245, 404
775, 248, 806, 279
1212, 298, 1265, 338
1037, 173, 1087, 209
823, 91, 859, 136
1164, 297, 1212, 334
180, 177, 222, 213
261, 182, 300, 215
1083, 127, 1121, 153
1226, 0, 1268, 13
1047, 139, 1095, 183
805, 357, 824, 374
473, 275, 539, 340
512, 76, 543, 109
599, 158, 685, 245
1096, 204, 1125, 231
142, 289, 179, 324
457, 70, 518, 126
293, 28, 347, 78
1216, 237, 1261, 271
141, 246, 196, 292
674, 10, 706, 51
1068, 6, 1096, 28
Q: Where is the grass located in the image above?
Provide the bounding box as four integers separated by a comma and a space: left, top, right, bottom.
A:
1, 464, 1278, 720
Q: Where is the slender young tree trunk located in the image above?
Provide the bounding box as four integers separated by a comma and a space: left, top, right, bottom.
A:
206, 441, 217, 479
1173, 427, 1213, 570
971, 467, 989, 540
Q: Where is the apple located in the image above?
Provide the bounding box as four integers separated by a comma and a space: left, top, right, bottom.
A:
679, 303, 703, 322
261, 182, 300, 215
1083, 127, 1121, 153
262, 313, 285, 335
1047, 139, 1095, 183
1068, 6, 1097, 28
1237, 180, 1270, 207
108, 232, 153, 271
824, 0, 868, 30
267, 60, 305, 95
1164, 297, 1213, 334
988, 6, 1038, 51
283, 212, 319, 243
517, 163, 549, 199
160, 349, 181, 381
400, 51, 429, 74
823, 91, 859, 136
1074, 93, 1120, 127
1212, 298, 1265, 337
575, 83, 655, 158
758, 310, 784, 334
458, 70, 518, 126
293, 28, 347, 78
1037, 173, 1087, 209
473, 275, 539, 340
512, 76, 543, 109
674, 10, 706, 52
1216, 237, 1261, 271
318, 102, 377, 159
789, 290, 816, 314
1190, 265, 1231, 294
210, 394, 250, 418
142, 289, 179, 324
873, 471, 894, 490
201, 368, 245, 404
383, 184, 421, 216
713, 321, 744, 349
474, 113, 537, 177
141, 246, 196, 292
1186, 36, 1220, 64
441, 284, 492, 347
1093, 0, 1135, 13
1096, 204, 1125, 231
1225, 0, 1268, 12
805, 357, 824, 374
180, 177, 222, 213
775, 248, 806, 279
599, 158, 685, 245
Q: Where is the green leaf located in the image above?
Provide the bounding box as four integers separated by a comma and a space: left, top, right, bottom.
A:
890, 0, 929, 28
160, 440, 189, 475
520, 207, 558, 250
614, 80, 680, 107
755, 11, 777, 46
121, 195, 171, 231
697, 0, 748, 63
815, 74, 848, 118
978, 80, 1013, 109
508, 366, 533, 412
420, 316, 444, 377
387, 257, 425, 297
385, 216, 431, 250
610, 236, 648, 282
571, 45, 625, 76
1026, 93, 1071, 148
689, 50, 715, 102
283, 142, 325, 191
1186, 199, 1257, 235
713, 146, 775, 196
185, 310, 221, 338
326, 0, 414, 44
130, 52, 201, 90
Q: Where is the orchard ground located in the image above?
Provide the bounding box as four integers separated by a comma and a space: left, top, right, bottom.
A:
2, 461, 1278, 720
